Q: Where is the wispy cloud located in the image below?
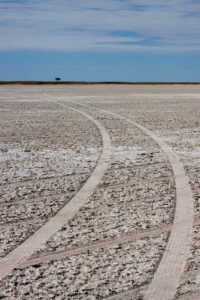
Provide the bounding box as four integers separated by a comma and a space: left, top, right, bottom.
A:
0, 0, 199, 52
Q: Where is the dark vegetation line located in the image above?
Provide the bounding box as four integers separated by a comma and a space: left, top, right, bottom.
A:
0, 81, 200, 85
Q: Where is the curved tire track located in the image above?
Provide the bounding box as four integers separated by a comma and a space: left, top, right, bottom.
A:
0, 103, 111, 281
76, 103, 193, 300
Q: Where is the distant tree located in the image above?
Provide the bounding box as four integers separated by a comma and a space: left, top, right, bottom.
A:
55, 77, 61, 83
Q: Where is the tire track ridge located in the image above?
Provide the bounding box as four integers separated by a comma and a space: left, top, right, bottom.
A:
0, 191, 74, 208
0, 103, 112, 281
0, 161, 169, 187
0, 174, 172, 207
0, 172, 91, 187
76, 103, 193, 300
20, 225, 171, 268
104, 287, 141, 300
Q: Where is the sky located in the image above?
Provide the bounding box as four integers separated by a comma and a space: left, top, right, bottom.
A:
0, 0, 200, 81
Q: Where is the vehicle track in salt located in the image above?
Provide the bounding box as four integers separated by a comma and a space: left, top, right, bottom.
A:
0, 192, 170, 228
74, 102, 194, 300
0, 172, 91, 188
105, 288, 142, 300
0, 160, 170, 188
0, 191, 74, 207
21, 224, 171, 269
0, 102, 112, 281
0, 173, 171, 208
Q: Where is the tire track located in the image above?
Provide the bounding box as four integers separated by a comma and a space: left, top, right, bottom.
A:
177, 291, 200, 300
0, 174, 171, 208
75, 103, 193, 300
0, 103, 111, 281
104, 288, 142, 300
21, 225, 171, 268
0, 191, 74, 208
0, 172, 91, 187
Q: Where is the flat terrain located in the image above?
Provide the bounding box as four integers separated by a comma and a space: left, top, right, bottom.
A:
0, 84, 200, 299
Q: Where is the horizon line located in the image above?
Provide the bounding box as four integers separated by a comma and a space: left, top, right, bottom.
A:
0, 81, 200, 85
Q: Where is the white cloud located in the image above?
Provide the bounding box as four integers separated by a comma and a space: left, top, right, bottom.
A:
0, 0, 199, 52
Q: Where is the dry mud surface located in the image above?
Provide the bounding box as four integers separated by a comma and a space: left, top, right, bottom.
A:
0, 84, 200, 299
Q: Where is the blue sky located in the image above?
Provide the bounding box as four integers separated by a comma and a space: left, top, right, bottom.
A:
0, 0, 200, 81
